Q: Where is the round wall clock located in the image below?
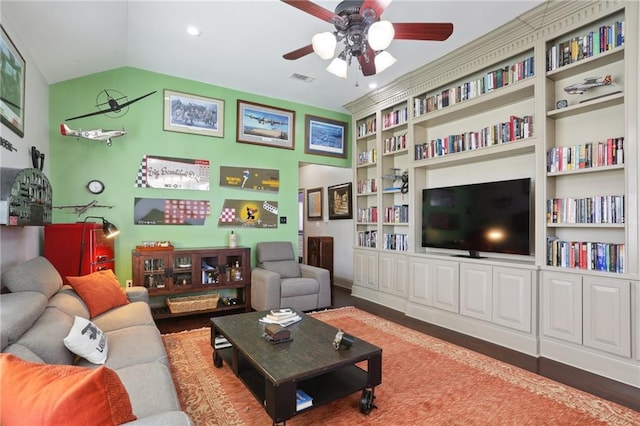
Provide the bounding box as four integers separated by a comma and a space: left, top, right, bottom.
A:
87, 179, 105, 194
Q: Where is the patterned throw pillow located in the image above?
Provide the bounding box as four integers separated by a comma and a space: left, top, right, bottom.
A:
64, 316, 108, 364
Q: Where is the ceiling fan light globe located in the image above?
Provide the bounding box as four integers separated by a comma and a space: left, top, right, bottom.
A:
368, 20, 395, 51
326, 57, 348, 78
312, 32, 337, 60
374, 51, 397, 73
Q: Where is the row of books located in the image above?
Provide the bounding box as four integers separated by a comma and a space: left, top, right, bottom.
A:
547, 137, 624, 173
383, 233, 408, 252
357, 206, 378, 223
383, 133, 407, 154
546, 21, 625, 71
382, 107, 408, 129
546, 195, 624, 224
356, 178, 377, 195
413, 56, 534, 117
357, 230, 377, 248
415, 115, 533, 161
357, 148, 377, 166
357, 117, 377, 138
546, 238, 624, 273
384, 204, 409, 224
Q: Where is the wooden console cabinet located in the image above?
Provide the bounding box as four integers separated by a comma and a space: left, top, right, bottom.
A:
307, 236, 333, 283
132, 246, 250, 318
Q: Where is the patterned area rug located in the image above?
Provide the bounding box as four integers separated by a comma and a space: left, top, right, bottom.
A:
162, 307, 639, 425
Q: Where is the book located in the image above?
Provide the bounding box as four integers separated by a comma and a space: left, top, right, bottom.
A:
296, 389, 313, 411
265, 309, 297, 322
214, 336, 231, 349
259, 314, 302, 327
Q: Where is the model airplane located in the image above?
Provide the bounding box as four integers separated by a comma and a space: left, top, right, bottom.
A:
60, 123, 126, 147
564, 75, 612, 95
65, 90, 157, 121
53, 200, 114, 216
246, 114, 286, 126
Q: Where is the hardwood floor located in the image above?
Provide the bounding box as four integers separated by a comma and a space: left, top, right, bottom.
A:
156, 285, 640, 413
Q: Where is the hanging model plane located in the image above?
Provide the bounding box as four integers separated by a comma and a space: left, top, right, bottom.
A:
65, 90, 157, 121
53, 200, 114, 216
60, 123, 126, 147
564, 75, 612, 95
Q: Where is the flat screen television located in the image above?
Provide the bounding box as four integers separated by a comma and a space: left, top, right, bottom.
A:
421, 178, 532, 257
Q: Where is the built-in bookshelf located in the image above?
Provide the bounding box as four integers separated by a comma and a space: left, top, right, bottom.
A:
347, 1, 639, 387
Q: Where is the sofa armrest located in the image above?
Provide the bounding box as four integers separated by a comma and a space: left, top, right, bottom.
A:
300, 264, 331, 309
250, 267, 282, 311
126, 286, 149, 304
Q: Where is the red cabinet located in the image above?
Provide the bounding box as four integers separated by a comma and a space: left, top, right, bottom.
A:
44, 223, 115, 283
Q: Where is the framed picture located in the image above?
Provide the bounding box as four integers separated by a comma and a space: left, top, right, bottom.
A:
307, 187, 323, 221
304, 114, 348, 159
237, 100, 295, 150
328, 182, 353, 220
163, 89, 224, 138
1, 25, 26, 138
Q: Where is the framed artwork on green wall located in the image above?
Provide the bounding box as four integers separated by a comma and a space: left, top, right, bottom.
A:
163, 89, 224, 138
304, 114, 348, 159
236, 100, 295, 150
1, 25, 26, 138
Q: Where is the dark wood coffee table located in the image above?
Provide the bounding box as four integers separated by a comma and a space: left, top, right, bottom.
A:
210, 310, 382, 424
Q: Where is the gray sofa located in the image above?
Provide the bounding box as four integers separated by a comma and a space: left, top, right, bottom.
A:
0, 256, 192, 425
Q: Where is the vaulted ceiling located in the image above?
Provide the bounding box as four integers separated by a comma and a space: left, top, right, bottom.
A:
2, 1, 544, 113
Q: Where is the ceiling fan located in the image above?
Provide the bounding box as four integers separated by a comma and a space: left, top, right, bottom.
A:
281, 0, 454, 78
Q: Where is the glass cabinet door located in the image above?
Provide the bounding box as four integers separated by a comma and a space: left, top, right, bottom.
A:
172, 255, 195, 288
143, 256, 168, 289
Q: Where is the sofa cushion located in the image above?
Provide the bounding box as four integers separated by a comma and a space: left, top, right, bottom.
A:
0, 292, 48, 349
1, 343, 45, 363
67, 269, 129, 318
116, 363, 182, 419
0, 353, 136, 425
261, 260, 301, 278
14, 307, 76, 365
257, 241, 296, 262
92, 301, 155, 333
64, 316, 108, 364
280, 277, 320, 297
1, 256, 62, 298
47, 286, 91, 318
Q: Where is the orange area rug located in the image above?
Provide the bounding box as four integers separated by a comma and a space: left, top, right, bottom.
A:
162, 307, 639, 425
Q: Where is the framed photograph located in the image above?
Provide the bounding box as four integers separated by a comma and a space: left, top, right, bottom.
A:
304, 114, 348, 159
328, 182, 353, 220
163, 89, 224, 138
1, 25, 26, 137
307, 187, 323, 221
237, 100, 295, 150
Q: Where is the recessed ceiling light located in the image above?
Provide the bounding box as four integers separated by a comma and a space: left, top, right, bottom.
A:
186, 25, 202, 37
368, 83, 378, 89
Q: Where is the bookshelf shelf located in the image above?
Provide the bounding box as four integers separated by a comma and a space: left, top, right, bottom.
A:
547, 92, 624, 119
546, 45, 624, 82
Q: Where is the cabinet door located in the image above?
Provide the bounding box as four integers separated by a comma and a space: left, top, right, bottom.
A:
409, 257, 432, 306
354, 250, 378, 290
492, 267, 532, 333
460, 263, 492, 321
432, 260, 459, 313
541, 271, 582, 344
583, 276, 631, 357
379, 253, 394, 294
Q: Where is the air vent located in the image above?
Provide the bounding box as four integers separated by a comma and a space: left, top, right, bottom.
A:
290, 73, 315, 83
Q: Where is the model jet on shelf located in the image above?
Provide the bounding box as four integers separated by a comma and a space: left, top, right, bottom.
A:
60, 123, 126, 147
564, 75, 612, 95
53, 200, 114, 216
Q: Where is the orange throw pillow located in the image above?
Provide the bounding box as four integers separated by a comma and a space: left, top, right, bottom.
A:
0, 353, 136, 425
67, 270, 129, 318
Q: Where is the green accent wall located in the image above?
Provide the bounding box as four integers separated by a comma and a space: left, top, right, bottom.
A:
49, 67, 351, 285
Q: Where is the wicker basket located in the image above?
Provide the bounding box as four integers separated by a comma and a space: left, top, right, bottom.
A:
166, 293, 219, 313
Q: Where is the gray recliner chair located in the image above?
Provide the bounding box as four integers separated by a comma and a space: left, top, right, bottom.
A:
251, 241, 331, 312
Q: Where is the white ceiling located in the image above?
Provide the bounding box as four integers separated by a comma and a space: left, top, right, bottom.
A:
2, 0, 545, 113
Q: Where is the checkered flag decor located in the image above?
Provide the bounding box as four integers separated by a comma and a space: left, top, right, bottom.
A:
219, 207, 236, 223
134, 155, 148, 188
164, 199, 210, 224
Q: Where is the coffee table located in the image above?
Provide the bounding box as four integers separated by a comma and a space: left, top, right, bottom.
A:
210, 310, 382, 424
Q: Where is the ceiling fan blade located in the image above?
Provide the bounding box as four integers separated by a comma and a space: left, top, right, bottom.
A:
393, 23, 454, 41
358, 53, 377, 77
283, 44, 315, 60
281, 0, 344, 25
360, 0, 391, 20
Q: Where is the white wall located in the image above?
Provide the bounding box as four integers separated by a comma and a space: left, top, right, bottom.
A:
0, 19, 50, 273
299, 163, 353, 288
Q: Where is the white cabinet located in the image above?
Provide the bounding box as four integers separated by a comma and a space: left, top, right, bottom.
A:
583, 276, 631, 357
432, 260, 459, 313
353, 249, 378, 291
542, 271, 583, 344
492, 267, 532, 333
379, 252, 408, 297
409, 257, 432, 305
460, 263, 492, 321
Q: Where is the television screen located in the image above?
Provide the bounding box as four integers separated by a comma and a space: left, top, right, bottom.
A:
421, 178, 532, 257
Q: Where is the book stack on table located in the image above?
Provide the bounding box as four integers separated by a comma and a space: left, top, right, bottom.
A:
259, 308, 302, 327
